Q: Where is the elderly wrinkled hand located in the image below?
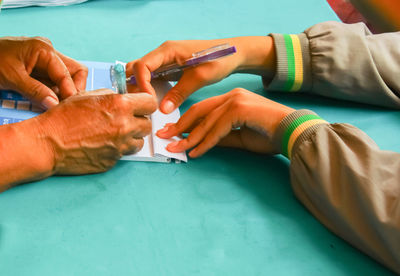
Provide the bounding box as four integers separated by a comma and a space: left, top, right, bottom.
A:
36, 90, 157, 175
0, 36, 88, 110
0, 89, 157, 192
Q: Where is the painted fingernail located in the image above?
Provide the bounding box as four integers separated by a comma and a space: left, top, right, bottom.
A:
162, 100, 175, 114
41, 96, 59, 109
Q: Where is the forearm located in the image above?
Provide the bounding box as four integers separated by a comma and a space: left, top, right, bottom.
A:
265, 21, 400, 108
231, 36, 276, 78
0, 119, 54, 192
274, 110, 400, 274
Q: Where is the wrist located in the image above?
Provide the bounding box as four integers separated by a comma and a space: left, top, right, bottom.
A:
273, 110, 329, 159
28, 116, 56, 172
233, 36, 276, 77
16, 118, 55, 177
0, 119, 55, 192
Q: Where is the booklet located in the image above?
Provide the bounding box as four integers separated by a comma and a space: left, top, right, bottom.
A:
0, 61, 187, 163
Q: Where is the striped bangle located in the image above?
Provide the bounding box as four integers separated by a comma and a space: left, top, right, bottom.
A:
282, 114, 328, 159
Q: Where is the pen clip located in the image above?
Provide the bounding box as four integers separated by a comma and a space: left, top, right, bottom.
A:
185, 43, 236, 66
192, 43, 232, 58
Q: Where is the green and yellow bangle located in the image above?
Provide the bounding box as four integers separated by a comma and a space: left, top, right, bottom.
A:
278, 111, 328, 159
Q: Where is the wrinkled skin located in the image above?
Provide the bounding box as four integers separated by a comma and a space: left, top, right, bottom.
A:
0, 36, 88, 109
0, 90, 157, 192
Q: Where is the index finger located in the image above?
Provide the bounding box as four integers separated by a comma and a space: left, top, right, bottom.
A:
156, 93, 229, 138
56, 51, 88, 92
124, 93, 157, 116
35, 49, 77, 99
126, 44, 190, 96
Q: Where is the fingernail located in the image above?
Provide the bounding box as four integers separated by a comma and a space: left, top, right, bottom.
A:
188, 149, 197, 158
162, 100, 175, 114
166, 141, 180, 151
41, 96, 59, 109
156, 126, 170, 137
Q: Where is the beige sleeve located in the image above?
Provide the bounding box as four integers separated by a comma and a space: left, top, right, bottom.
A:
265, 21, 400, 109
274, 109, 400, 274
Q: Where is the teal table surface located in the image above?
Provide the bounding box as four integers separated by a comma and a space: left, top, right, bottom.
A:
0, 1, 398, 275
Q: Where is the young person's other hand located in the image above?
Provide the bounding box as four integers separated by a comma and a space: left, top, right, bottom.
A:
156, 88, 294, 158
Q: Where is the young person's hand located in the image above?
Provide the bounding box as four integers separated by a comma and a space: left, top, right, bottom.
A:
0, 89, 157, 192
156, 88, 294, 158
127, 36, 276, 114
0, 36, 88, 110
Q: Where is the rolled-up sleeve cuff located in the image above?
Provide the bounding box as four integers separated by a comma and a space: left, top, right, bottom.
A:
274, 110, 328, 159
263, 33, 312, 93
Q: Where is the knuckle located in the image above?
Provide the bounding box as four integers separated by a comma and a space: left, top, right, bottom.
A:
99, 88, 114, 95
230, 87, 246, 97
99, 158, 118, 172
160, 40, 175, 49
188, 102, 200, 113
191, 69, 208, 83
148, 100, 158, 113
117, 117, 133, 135
134, 59, 145, 67
207, 134, 220, 147
198, 119, 208, 129
36, 47, 56, 62
29, 83, 44, 100
124, 138, 144, 155
37, 36, 52, 45
31, 36, 53, 50
185, 134, 196, 145
130, 117, 152, 137
168, 87, 186, 105
112, 94, 130, 110
141, 119, 153, 135
229, 98, 243, 112
80, 65, 89, 74
135, 138, 145, 151
228, 88, 248, 109
132, 60, 143, 71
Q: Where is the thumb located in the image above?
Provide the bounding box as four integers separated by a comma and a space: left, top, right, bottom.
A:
17, 74, 59, 109
160, 71, 207, 114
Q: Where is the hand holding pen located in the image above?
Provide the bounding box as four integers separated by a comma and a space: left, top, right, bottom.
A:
126, 37, 276, 114
126, 40, 241, 113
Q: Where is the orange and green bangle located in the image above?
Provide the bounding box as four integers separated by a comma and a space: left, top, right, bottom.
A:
276, 110, 329, 159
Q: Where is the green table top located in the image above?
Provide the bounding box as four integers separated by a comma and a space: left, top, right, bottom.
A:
0, 0, 397, 275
